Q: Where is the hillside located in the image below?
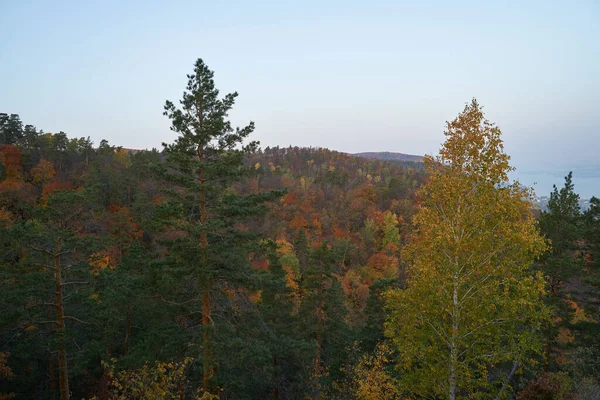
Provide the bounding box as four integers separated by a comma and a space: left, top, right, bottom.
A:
352, 151, 424, 163
0, 120, 426, 398
2, 99, 599, 398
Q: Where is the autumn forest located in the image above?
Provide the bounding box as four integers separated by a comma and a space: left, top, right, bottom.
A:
1, 59, 599, 399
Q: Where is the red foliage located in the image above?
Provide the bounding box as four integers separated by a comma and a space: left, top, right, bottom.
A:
281, 193, 298, 206
367, 252, 390, 272
0, 178, 36, 207
251, 258, 270, 271
288, 215, 308, 231
517, 372, 573, 400
333, 227, 347, 239
42, 181, 75, 197
103, 205, 143, 262
0, 145, 23, 179
299, 199, 313, 213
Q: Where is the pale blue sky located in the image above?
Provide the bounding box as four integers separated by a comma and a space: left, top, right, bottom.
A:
1, 1, 599, 196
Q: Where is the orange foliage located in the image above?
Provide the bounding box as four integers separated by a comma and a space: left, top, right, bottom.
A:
299, 199, 313, 213
89, 251, 113, 275
30, 159, 56, 184
333, 227, 348, 239
281, 193, 298, 206
276, 238, 294, 255
366, 252, 390, 272
340, 271, 370, 323
42, 181, 74, 197
365, 252, 398, 282
0, 178, 36, 207
311, 217, 322, 235
281, 263, 301, 314
349, 186, 377, 212
564, 299, 595, 323
0, 178, 26, 192
251, 258, 269, 271
556, 327, 575, 344
384, 241, 400, 254
246, 290, 262, 303
288, 215, 308, 231
0, 145, 23, 179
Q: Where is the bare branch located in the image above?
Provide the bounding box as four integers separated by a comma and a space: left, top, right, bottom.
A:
494, 362, 519, 400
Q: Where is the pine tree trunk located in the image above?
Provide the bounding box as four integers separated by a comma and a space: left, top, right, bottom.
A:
54, 250, 70, 400
198, 143, 213, 391
202, 289, 212, 389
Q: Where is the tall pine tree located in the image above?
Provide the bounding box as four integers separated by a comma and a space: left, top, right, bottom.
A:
155, 58, 281, 393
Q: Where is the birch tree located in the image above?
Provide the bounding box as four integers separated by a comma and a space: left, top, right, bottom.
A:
385, 99, 550, 399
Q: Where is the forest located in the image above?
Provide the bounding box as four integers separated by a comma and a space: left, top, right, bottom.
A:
1, 59, 599, 399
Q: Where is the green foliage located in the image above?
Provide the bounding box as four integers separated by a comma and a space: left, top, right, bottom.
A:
583, 196, 600, 268
360, 278, 402, 353
151, 58, 284, 395
539, 172, 583, 295
298, 244, 350, 396
0, 188, 101, 398
0, 114, 23, 146
2, 93, 596, 399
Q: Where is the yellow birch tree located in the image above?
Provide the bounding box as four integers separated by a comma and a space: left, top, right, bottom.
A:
385, 99, 550, 399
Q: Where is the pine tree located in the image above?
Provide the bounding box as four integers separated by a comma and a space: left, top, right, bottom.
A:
155, 58, 281, 392
583, 197, 600, 268
0, 113, 23, 145
539, 172, 583, 295
298, 244, 349, 397
6, 189, 98, 400
257, 250, 312, 399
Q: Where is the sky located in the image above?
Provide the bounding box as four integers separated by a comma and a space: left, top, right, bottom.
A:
1, 0, 599, 196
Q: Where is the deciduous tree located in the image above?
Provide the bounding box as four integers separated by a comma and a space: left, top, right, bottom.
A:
385, 100, 549, 399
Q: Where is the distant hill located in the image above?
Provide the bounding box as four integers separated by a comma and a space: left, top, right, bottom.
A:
352, 151, 424, 163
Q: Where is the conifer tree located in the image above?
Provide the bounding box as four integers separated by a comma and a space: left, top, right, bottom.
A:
583, 197, 600, 268
5, 189, 98, 400
298, 244, 349, 397
539, 172, 583, 295
258, 251, 312, 399
155, 58, 281, 392
0, 113, 23, 145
